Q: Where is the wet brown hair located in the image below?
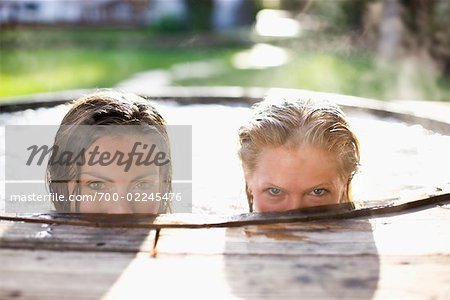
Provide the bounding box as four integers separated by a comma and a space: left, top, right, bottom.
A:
47, 91, 171, 213
238, 96, 360, 211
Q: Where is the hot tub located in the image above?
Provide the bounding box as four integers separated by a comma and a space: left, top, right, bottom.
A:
1, 87, 449, 214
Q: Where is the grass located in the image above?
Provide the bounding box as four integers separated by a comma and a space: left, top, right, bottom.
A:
0, 26, 240, 98
174, 51, 450, 101
1, 27, 449, 101
0, 47, 237, 98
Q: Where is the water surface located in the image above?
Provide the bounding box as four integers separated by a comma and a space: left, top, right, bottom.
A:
1, 101, 449, 214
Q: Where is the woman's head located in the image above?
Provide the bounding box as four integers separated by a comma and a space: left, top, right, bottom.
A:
238, 97, 360, 212
47, 91, 171, 214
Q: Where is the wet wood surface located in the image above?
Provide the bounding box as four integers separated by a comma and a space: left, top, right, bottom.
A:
2, 189, 448, 229
1, 202, 449, 299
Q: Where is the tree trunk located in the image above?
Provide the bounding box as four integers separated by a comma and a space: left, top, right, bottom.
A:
377, 0, 402, 60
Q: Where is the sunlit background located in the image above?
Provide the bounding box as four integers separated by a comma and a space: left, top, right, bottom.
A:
1, 0, 449, 101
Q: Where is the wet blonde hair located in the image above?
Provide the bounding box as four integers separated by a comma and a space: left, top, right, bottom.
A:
47, 91, 172, 213
238, 97, 360, 211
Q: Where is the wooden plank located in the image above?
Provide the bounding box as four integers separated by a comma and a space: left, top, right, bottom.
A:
373, 256, 450, 300
0, 249, 135, 300
156, 206, 450, 256
369, 205, 450, 256
0, 201, 448, 299
1, 204, 448, 256
156, 219, 379, 256
0, 249, 448, 300
1, 190, 449, 229
220, 255, 450, 300
0, 221, 156, 253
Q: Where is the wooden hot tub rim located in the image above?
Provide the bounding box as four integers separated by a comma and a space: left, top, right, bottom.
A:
0, 87, 449, 135
1, 189, 449, 229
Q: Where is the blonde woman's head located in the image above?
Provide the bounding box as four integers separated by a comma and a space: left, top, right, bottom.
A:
238, 97, 360, 212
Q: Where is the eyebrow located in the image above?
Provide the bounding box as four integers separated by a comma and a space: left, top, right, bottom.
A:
262, 181, 333, 190
262, 182, 282, 188
79, 172, 158, 183
309, 183, 333, 189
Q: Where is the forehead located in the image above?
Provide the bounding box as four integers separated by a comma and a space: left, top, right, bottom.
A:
81, 134, 161, 180
252, 144, 341, 187
91, 134, 147, 151
94, 130, 162, 146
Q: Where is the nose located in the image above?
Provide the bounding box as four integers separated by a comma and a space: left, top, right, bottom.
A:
108, 198, 133, 214
286, 195, 304, 211
107, 188, 133, 214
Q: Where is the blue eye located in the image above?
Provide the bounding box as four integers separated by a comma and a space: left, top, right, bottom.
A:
311, 188, 327, 196
268, 187, 282, 196
134, 181, 154, 190
87, 181, 105, 191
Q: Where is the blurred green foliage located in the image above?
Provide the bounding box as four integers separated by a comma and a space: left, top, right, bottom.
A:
1, 26, 449, 101
0, 46, 236, 98
186, 0, 214, 31
175, 50, 450, 101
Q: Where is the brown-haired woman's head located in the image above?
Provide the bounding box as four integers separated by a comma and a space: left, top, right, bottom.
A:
47, 91, 172, 214
238, 97, 360, 212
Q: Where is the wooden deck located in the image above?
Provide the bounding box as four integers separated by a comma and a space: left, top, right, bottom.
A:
1, 87, 449, 299
0, 202, 449, 300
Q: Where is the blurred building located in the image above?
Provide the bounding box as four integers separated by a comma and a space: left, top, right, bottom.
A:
0, 0, 254, 30
0, 0, 156, 26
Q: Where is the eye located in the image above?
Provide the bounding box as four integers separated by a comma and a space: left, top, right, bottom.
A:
87, 181, 105, 191
133, 181, 154, 190
267, 187, 282, 196
310, 188, 327, 196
